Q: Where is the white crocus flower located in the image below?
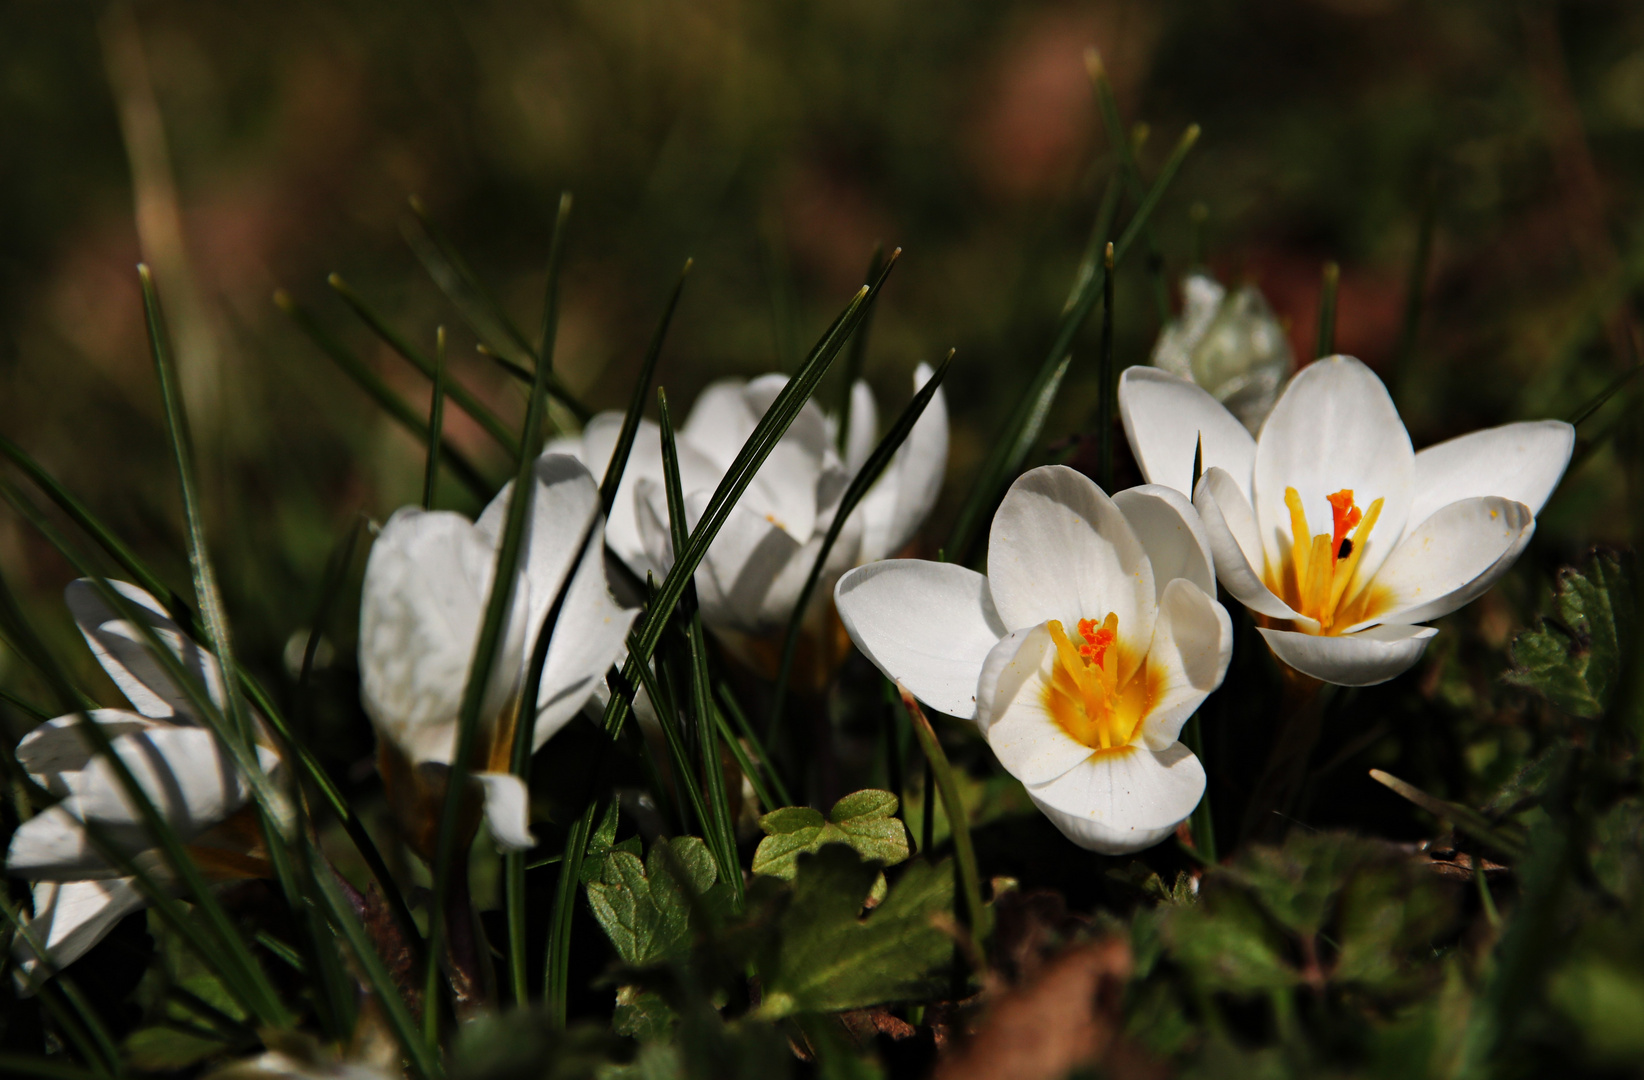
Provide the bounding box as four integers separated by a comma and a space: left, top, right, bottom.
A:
1152, 272, 1294, 433
833, 465, 1232, 855
358, 455, 637, 856
1119, 356, 1575, 687
5, 581, 280, 985
554, 370, 946, 643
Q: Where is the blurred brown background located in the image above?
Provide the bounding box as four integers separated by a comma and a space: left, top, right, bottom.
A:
1, 0, 1640, 706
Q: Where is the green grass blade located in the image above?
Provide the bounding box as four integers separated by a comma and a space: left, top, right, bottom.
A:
404, 200, 591, 422
276, 289, 494, 500
0, 434, 189, 618
0, 1054, 104, 1080
0, 552, 289, 1026
717, 681, 791, 808
1088, 48, 1169, 323
833, 244, 886, 452
1182, 712, 1216, 863
770, 348, 956, 733
713, 703, 775, 813
1368, 769, 1526, 860
0, 686, 51, 722
423, 327, 447, 509
625, 625, 707, 837
900, 686, 986, 966
1315, 261, 1340, 359
506, 507, 600, 1004
657, 388, 740, 902
599, 259, 692, 518
310, 852, 443, 1080
1567, 361, 1644, 427
1097, 242, 1117, 491
0, 897, 118, 1077
426, 192, 571, 1043
543, 252, 901, 1021
327, 275, 521, 460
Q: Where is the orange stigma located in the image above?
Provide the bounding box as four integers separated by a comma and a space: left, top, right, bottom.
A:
1272, 486, 1386, 634
1042, 615, 1156, 752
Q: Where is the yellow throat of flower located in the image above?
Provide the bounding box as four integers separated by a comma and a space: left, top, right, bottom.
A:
1265, 486, 1387, 634
1042, 615, 1158, 754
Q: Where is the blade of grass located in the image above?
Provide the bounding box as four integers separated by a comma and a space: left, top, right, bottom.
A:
544, 252, 901, 1021
1368, 769, 1526, 860
658, 389, 740, 902
1567, 361, 1643, 427
404, 199, 591, 422
310, 855, 442, 1080
627, 625, 707, 836
1393, 169, 1438, 396
947, 125, 1199, 564
717, 682, 791, 807
276, 289, 492, 500
713, 703, 774, 813
833, 244, 886, 452
0, 551, 289, 1026
0, 686, 50, 722
423, 328, 447, 509
1314, 261, 1340, 359
328, 275, 521, 460
425, 192, 571, 1045
900, 686, 986, 966
1182, 436, 1216, 863
600, 259, 692, 517
506, 507, 600, 1004
1097, 242, 1117, 491
0, 1054, 104, 1080
0, 898, 118, 1077
1087, 48, 1169, 323
0, 434, 189, 617
770, 349, 956, 731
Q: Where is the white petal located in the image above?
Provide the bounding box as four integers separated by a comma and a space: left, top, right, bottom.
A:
7, 806, 110, 879
475, 772, 535, 851
1193, 468, 1310, 623
1118, 366, 1255, 501
358, 509, 527, 767
1140, 579, 1233, 750
1351, 497, 1535, 629
65, 579, 222, 722
16, 711, 160, 794
986, 466, 1156, 686
687, 491, 861, 635
1026, 743, 1205, 855
834, 560, 1006, 721
11, 878, 148, 989
579, 414, 719, 579
978, 624, 1098, 783
477, 454, 601, 636
736, 376, 829, 542
530, 518, 640, 752
63, 726, 272, 834
1408, 420, 1574, 528
1258, 623, 1438, 686
680, 379, 757, 472
855, 363, 949, 564
1112, 484, 1215, 599
1252, 356, 1414, 587
843, 380, 878, 476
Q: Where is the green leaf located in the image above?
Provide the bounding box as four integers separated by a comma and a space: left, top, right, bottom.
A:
585, 836, 722, 968
612, 986, 677, 1042
1504, 550, 1635, 719
449, 1010, 618, 1080
754, 846, 955, 1018
752, 790, 909, 880
1163, 889, 1297, 995
123, 1026, 230, 1072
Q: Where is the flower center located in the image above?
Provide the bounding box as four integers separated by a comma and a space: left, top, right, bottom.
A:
1042, 615, 1155, 753
1267, 486, 1385, 633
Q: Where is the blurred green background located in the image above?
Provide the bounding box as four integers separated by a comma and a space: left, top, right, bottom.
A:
0, 0, 1640, 735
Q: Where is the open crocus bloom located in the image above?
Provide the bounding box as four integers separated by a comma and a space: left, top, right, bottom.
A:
833, 466, 1232, 854
1119, 356, 1575, 686
5, 581, 281, 985
358, 454, 637, 856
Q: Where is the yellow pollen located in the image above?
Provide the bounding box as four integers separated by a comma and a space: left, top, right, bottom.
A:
1041, 618, 1156, 752
1268, 486, 1385, 633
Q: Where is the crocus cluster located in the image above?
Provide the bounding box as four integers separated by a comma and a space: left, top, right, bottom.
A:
4, 582, 280, 983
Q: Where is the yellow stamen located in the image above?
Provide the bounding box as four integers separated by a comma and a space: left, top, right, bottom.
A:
1328, 495, 1383, 616
1269, 488, 1389, 635
1284, 487, 1312, 600
1042, 618, 1158, 753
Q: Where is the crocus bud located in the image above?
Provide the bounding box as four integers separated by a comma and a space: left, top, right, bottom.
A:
1151, 272, 1293, 433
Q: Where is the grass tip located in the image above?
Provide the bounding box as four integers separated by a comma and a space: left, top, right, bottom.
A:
272, 288, 295, 312
1084, 46, 1104, 81
326, 272, 345, 289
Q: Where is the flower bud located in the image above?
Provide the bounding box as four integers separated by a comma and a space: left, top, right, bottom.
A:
1151, 272, 1293, 432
